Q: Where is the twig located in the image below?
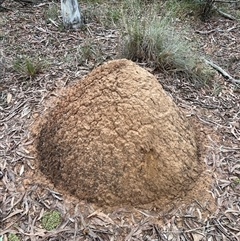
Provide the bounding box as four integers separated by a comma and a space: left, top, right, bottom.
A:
204, 59, 240, 84
196, 26, 237, 34
13, 0, 35, 4
213, 6, 237, 20
49, 18, 59, 27
214, 0, 240, 3
196, 29, 218, 34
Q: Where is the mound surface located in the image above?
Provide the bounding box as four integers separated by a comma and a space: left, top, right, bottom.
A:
36, 59, 202, 206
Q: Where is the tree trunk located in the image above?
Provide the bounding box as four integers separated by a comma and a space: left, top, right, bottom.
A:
61, 0, 82, 29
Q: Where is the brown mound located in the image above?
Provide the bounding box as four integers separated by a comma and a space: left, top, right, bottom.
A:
36, 59, 203, 207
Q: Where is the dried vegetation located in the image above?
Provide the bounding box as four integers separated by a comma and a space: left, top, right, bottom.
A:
0, 0, 240, 240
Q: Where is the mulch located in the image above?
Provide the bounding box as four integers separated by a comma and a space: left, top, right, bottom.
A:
0, 1, 240, 240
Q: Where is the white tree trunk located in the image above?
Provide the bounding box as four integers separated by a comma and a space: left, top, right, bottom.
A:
61, 0, 82, 29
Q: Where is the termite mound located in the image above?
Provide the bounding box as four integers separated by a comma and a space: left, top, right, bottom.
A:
36, 59, 203, 207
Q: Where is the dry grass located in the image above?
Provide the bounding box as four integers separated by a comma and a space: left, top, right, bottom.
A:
117, 0, 215, 85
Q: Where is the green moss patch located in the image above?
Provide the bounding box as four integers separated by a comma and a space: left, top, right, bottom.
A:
41, 210, 61, 231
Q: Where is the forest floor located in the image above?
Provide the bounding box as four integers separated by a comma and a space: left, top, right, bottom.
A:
0, 1, 240, 240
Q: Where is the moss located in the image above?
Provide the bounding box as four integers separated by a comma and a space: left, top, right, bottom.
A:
233, 178, 240, 185
41, 210, 61, 231
7, 233, 20, 241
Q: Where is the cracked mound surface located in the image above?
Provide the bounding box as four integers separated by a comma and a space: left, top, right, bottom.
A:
36, 59, 202, 207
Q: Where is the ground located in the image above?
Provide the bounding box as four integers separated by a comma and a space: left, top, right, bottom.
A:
0, 1, 240, 240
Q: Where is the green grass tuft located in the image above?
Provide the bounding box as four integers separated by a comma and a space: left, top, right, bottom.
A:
13, 57, 46, 79
119, 0, 214, 84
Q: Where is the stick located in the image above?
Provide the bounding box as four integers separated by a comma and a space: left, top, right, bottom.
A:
213, 6, 237, 20
204, 59, 240, 84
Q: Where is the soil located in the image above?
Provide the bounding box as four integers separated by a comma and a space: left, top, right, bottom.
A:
34, 59, 203, 207
0, 1, 239, 240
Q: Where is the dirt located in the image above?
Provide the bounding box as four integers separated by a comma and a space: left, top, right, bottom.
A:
33, 59, 208, 208
1, 1, 240, 240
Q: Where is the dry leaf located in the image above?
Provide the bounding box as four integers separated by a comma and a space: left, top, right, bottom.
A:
6, 93, 12, 104
19, 165, 24, 176
192, 233, 204, 241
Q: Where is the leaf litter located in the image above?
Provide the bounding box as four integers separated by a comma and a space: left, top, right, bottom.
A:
0, 0, 240, 240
